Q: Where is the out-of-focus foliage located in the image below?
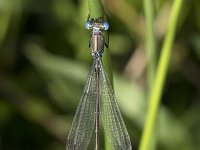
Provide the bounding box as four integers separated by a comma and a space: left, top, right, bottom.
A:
0, 0, 199, 150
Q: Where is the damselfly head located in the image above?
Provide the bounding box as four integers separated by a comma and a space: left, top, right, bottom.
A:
85, 18, 109, 31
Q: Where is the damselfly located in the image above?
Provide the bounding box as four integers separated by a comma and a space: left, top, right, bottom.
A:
66, 17, 132, 150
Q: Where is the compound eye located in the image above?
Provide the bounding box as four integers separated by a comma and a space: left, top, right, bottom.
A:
103, 21, 109, 30
85, 21, 93, 29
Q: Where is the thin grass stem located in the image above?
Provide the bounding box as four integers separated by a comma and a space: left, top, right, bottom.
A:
143, 0, 157, 88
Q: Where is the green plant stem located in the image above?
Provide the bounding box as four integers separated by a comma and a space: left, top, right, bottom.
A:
87, 0, 112, 149
143, 0, 157, 88
139, 0, 183, 150
88, 0, 104, 19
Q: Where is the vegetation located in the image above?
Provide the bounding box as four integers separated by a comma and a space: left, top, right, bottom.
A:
0, 0, 200, 150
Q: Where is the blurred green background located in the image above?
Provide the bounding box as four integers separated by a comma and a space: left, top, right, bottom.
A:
0, 0, 200, 150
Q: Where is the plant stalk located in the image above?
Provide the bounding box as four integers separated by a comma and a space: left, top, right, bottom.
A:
87, 0, 112, 149
143, 0, 157, 88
